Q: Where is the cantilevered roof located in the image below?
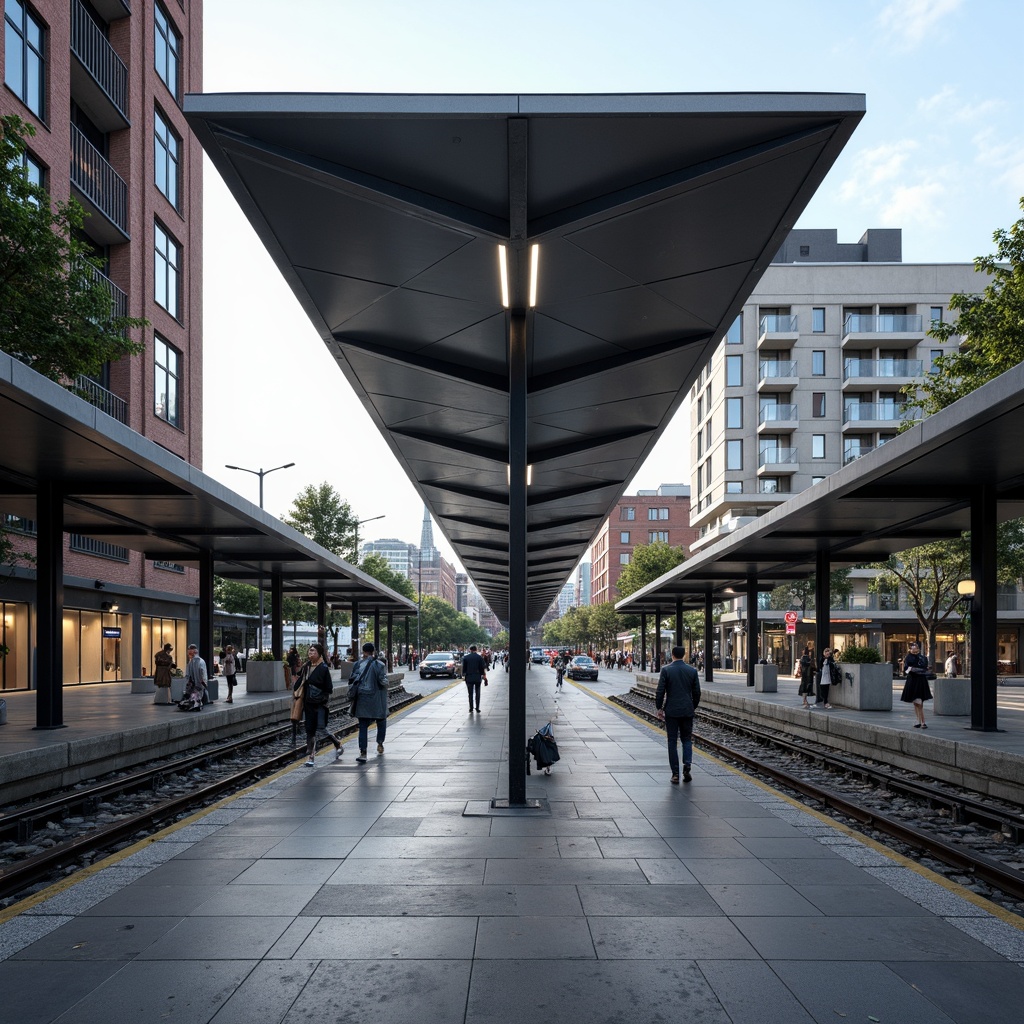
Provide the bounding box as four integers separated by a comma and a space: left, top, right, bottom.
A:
617, 361, 1024, 614
0, 354, 416, 615
184, 92, 865, 622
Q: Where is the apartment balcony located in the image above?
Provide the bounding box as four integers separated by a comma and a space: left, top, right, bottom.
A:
74, 375, 128, 423
841, 313, 924, 349
842, 403, 918, 430
70, 0, 130, 132
757, 359, 799, 391
757, 314, 799, 347
757, 403, 799, 433
70, 124, 129, 243
758, 446, 799, 474
90, 265, 128, 321
842, 357, 924, 389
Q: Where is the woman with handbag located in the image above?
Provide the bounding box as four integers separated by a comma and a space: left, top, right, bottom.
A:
300, 643, 344, 766
797, 645, 815, 708
817, 647, 838, 709
900, 642, 933, 729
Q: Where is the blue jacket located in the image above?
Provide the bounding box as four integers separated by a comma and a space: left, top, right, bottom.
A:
350, 656, 388, 719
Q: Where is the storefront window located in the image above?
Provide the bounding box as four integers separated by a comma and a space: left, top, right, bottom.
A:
997, 630, 1018, 674
141, 616, 188, 677
62, 609, 132, 684
1, 601, 30, 690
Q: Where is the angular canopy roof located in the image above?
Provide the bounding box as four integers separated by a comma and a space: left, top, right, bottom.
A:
185, 92, 864, 622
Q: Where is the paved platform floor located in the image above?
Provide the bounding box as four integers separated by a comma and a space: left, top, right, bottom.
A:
2, 667, 1024, 1023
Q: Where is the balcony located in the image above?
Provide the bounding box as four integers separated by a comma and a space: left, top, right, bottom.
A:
757, 403, 799, 432
90, 265, 128, 321
842, 313, 924, 349
843, 357, 924, 387
70, 124, 129, 243
74, 375, 128, 423
842, 403, 918, 429
758, 446, 798, 473
757, 359, 799, 392
757, 314, 799, 347
70, 0, 130, 131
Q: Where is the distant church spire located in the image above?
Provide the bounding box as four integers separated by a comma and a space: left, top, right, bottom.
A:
420, 505, 438, 567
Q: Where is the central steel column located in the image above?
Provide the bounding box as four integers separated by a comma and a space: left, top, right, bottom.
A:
199, 550, 214, 682
970, 485, 998, 730
704, 589, 714, 682
746, 575, 758, 687
35, 481, 65, 729
271, 575, 284, 660
815, 548, 831, 692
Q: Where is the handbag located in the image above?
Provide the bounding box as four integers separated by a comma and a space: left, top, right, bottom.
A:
290, 681, 305, 721
306, 682, 328, 705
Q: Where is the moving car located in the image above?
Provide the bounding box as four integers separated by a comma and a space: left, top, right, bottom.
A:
530, 647, 546, 664
420, 651, 457, 678
565, 655, 599, 681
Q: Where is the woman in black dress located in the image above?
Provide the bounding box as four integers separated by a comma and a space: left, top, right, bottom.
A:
797, 646, 815, 709
900, 642, 932, 729
299, 643, 344, 766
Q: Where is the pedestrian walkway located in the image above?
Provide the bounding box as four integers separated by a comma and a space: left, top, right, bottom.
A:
2, 666, 1023, 1023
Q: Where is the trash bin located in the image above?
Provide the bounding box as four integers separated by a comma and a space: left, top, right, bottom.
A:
0, 698, 6, 726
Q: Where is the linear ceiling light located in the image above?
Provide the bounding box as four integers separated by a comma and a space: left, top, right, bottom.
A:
498, 244, 509, 308
506, 464, 533, 485
529, 244, 539, 307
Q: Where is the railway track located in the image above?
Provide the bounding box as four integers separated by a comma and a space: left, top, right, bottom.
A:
613, 682, 1024, 908
0, 684, 420, 905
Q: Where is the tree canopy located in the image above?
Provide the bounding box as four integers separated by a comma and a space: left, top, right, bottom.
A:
0, 115, 145, 381
615, 540, 688, 599
903, 197, 1024, 419
281, 482, 358, 559
417, 595, 489, 650
767, 570, 853, 614
360, 551, 416, 601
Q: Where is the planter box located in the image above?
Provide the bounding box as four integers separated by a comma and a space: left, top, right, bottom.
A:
130, 678, 156, 694
246, 660, 289, 692
831, 662, 893, 710
754, 664, 778, 693
934, 676, 971, 716
170, 677, 186, 701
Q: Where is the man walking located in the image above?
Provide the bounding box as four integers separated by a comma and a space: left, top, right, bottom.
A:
462, 644, 488, 712
655, 645, 701, 784
350, 642, 389, 762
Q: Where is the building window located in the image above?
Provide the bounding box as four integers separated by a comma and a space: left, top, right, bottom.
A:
620, 506, 635, 521
799, 245, 810, 257
725, 481, 742, 493
812, 350, 825, 376
726, 397, 742, 429
4, 0, 45, 118
725, 315, 742, 344
649, 531, 669, 543
619, 552, 630, 565
696, 395, 703, 421
930, 349, 943, 371
930, 306, 943, 325
647, 507, 669, 521
812, 434, 825, 459
726, 355, 742, 387
154, 108, 180, 208
619, 531, 630, 544
812, 476, 826, 485
758, 478, 781, 494
812, 307, 826, 333
154, 3, 180, 100
726, 439, 742, 470
154, 222, 180, 317
154, 335, 181, 427
812, 392, 826, 417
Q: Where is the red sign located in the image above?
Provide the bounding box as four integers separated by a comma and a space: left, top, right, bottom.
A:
784, 611, 798, 625
786, 623, 796, 635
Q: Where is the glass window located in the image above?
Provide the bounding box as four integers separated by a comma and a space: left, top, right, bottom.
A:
154, 3, 180, 99
812, 476, 826, 485
812, 307, 826, 333
154, 334, 181, 427
696, 395, 703, 421
620, 506, 635, 521
725, 315, 742, 344
812, 392, 826, 417
619, 531, 630, 544
812, 434, 825, 459
154, 222, 180, 317
725, 481, 742, 493
619, 552, 630, 565
930, 306, 943, 325
726, 439, 742, 470
649, 531, 669, 543
726, 355, 742, 386
4, 0, 45, 117
930, 349, 943, 371
759, 478, 780, 494
726, 397, 742, 428
154, 108, 180, 208
812, 350, 825, 376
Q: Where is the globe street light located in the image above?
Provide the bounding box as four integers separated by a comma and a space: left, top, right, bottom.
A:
225, 462, 295, 651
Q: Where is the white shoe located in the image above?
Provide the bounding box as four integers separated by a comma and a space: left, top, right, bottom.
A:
304, 757, 315, 767
335, 746, 344, 762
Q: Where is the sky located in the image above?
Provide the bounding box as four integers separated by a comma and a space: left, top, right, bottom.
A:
200, 0, 1024, 572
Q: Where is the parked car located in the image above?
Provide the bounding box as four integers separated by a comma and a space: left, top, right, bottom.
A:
530, 647, 546, 664
420, 651, 457, 678
566, 655, 598, 681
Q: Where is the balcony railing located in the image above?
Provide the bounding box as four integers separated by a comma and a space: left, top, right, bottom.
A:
759, 447, 798, 467
759, 360, 798, 379
843, 403, 916, 424
70, 0, 128, 123
759, 403, 798, 424
843, 358, 924, 379
759, 314, 798, 334
89, 265, 128, 321
70, 124, 128, 236
74, 374, 128, 423
843, 314, 923, 334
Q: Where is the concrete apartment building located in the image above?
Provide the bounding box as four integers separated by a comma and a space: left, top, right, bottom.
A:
590, 484, 698, 607
688, 229, 1018, 674
2, 1, 204, 688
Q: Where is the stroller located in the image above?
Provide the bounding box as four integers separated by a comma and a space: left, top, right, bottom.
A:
527, 722, 560, 775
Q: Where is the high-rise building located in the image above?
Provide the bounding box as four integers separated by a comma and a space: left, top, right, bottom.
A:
2, 1, 203, 687
360, 537, 418, 580
419, 505, 438, 567
576, 561, 591, 607
557, 581, 575, 617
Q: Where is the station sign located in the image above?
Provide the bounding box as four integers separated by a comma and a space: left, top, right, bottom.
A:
102, 627, 122, 639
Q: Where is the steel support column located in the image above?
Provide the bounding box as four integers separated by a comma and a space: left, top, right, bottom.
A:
199, 549, 214, 677
387, 611, 393, 670
35, 481, 65, 730
675, 599, 683, 649
746, 575, 758, 687
970, 485, 998, 730
654, 606, 662, 670
704, 589, 714, 682
640, 611, 647, 672
317, 593, 327, 652
815, 547, 831, 684
271, 575, 283, 660
351, 600, 359, 657
373, 608, 381, 654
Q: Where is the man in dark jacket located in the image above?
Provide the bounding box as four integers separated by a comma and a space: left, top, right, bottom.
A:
462, 645, 488, 712
655, 645, 701, 784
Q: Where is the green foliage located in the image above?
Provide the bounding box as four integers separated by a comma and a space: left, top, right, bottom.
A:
0, 115, 145, 380
214, 577, 259, 616
490, 629, 509, 649
768, 569, 853, 612
903, 197, 1024, 419
360, 551, 416, 601
281, 482, 358, 559
836, 644, 882, 664
417, 595, 488, 650
248, 651, 277, 662
542, 601, 624, 651
615, 541, 687, 599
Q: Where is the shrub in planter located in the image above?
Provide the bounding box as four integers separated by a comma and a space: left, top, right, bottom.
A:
837, 644, 882, 664
249, 651, 277, 661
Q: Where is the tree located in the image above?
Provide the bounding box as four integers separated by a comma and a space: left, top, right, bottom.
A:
417, 595, 488, 650
214, 577, 259, 616
615, 540, 688, 599
360, 551, 416, 601
767, 569, 853, 615
903, 197, 1024, 419
1, 115, 145, 381
490, 629, 509, 650
589, 602, 623, 651
281, 482, 358, 558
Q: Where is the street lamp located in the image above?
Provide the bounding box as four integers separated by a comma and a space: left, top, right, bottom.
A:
225, 462, 295, 651
352, 514, 385, 565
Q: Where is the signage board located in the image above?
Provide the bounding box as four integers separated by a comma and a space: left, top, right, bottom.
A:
102, 627, 122, 639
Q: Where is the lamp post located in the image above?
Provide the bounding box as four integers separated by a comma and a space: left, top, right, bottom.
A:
225, 462, 295, 651
957, 579, 976, 678
352, 514, 385, 565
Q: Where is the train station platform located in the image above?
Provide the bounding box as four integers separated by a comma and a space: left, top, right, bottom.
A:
2, 665, 1023, 1023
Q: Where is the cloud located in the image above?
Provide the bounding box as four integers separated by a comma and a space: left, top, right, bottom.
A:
837, 142, 948, 228
877, 0, 964, 49
972, 127, 1024, 197
918, 86, 1003, 124
838, 142, 919, 203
